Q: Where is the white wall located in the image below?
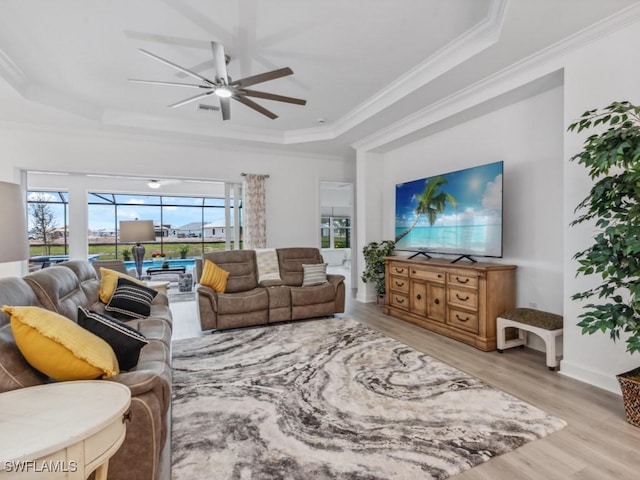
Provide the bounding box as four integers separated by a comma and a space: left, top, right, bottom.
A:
0, 125, 354, 256
378, 87, 565, 318
561, 20, 640, 393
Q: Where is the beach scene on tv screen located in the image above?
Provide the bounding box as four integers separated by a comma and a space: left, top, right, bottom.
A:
395, 161, 503, 257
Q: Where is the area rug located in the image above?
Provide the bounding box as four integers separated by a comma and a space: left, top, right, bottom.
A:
171, 318, 566, 479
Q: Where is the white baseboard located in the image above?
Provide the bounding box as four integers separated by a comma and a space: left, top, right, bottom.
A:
356, 290, 377, 303
559, 359, 622, 395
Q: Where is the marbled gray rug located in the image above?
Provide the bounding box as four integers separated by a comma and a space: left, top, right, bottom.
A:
171, 318, 566, 480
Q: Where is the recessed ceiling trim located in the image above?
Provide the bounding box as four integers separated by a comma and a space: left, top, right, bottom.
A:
352, 2, 640, 152
0, 47, 28, 95
323, 0, 508, 141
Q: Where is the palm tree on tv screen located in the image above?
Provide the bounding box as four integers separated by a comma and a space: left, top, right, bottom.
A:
395, 176, 457, 243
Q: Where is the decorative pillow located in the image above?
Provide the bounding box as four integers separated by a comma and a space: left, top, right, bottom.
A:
255, 248, 282, 284
302, 263, 329, 286
200, 259, 229, 293
99, 268, 145, 304
78, 306, 148, 370
105, 277, 158, 319
2, 305, 119, 381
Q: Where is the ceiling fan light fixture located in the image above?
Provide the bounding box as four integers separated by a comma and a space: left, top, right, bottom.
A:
148, 180, 161, 189
215, 87, 232, 98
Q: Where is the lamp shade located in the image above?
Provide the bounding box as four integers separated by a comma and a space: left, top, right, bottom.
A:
0, 181, 29, 262
119, 220, 156, 242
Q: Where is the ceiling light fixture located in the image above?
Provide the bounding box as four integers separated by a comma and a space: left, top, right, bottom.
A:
214, 87, 233, 98
148, 180, 161, 189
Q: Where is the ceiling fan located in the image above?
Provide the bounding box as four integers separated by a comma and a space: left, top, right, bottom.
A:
129, 41, 306, 121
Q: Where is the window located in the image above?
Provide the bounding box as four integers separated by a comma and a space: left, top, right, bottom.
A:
88, 192, 241, 260
321, 216, 350, 249
27, 191, 69, 257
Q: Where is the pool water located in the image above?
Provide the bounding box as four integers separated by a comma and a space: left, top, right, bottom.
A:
124, 258, 196, 270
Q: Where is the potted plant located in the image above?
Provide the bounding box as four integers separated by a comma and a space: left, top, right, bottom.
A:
568, 100, 640, 426
179, 244, 189, 259
361, 240, 395, 304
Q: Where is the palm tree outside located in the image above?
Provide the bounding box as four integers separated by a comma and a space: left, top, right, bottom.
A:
395, 176, 457, 243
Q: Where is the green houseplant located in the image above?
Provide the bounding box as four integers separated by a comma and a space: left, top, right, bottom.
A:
361, 240, 395, 300
569, 100, 640, 426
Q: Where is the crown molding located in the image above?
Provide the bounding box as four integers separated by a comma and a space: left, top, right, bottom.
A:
352, 2, 640, 152
283, 0, 509, 145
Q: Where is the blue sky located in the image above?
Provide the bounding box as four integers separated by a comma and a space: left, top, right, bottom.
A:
395, 161, 503, 228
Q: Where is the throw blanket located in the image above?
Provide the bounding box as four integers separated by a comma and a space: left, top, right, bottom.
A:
255, 248, 281, 283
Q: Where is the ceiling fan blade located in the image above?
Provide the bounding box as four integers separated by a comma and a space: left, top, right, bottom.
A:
233, 95, 278, 119
229, 67, 293, 88
129, 79, 212, 89
211, 42, 229, 85
138, 48, 215, 86
240, 89, 306, 105
220, 97, 231, 121
169, 90, 215, 109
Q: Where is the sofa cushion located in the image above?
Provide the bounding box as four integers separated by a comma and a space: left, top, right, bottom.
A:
302, 263, 328, 286
200, 259, 229, 292
78, 307, 148, 370
105, 277, 158, 319
99, 268, 145, 304
24, 266, 89, 321
203, 250, 259, 293
277, 248, 324, 286
60, 261, 101, 305
290, 282, 337, 306
3, 305, 119, 381
217, 288, 269, 315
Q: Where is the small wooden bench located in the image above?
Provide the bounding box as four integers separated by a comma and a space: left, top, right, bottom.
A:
496, 308, 563, 371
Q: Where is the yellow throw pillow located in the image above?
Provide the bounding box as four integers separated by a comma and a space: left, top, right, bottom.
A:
200, 259, 229, 293
99, 268, 145, 303
3, 305, 119, 381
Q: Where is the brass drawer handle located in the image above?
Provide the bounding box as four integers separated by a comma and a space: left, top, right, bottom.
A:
395, 297, 405, 304
456, 276, 469, 284
437, 274, 443, 278
395, 268, 405, 274
455, 293, 470, 301
416, 294, 422, 300
395, 281, 405, 287
456, 314, 470, 322
434, 298, 440, 304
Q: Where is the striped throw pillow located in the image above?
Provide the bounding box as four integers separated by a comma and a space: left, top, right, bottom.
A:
105, 277, 158, 319
302, 263, 328, 286
200, 259, 229, 293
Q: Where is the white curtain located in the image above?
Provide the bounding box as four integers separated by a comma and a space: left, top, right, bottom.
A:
243, 174, 268, 249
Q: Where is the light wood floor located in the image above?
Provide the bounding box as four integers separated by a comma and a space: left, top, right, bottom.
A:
170, 289, 640, 480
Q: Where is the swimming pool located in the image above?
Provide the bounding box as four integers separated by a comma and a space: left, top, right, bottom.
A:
123, 258, 196, 270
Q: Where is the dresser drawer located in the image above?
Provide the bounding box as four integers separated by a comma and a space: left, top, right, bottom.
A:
410, 268, 445, 283
389, 263, 409, 277
390, 292, 409, 310
389, 275, 409, 293
447, 273, 479, 289
447, 308, 479, 333
448, 286, 478, 310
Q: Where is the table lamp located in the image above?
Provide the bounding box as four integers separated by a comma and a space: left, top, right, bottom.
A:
119, 220, 155, 278
0, 181, 29, 263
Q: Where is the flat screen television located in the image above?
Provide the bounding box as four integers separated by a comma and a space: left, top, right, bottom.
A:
394, 161, 503, 262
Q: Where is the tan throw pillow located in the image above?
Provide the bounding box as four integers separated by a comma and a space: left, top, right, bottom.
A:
200, 259, 230, 293
99, 268, 145, 303
302, 263, 328, 286
255, 248, 282, 284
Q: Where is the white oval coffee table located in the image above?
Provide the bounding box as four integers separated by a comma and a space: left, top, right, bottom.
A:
0, 380, 131, 479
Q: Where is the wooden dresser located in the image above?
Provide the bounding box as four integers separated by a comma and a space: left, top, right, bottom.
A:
384, 257, 517, 351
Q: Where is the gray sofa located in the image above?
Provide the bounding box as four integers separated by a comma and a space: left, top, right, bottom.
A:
196, 247, 346, 331
0, 260, 171, 480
